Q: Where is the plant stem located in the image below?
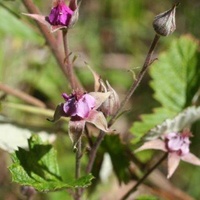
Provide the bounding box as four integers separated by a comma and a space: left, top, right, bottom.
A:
109, 34, 160, 126
21, 0, 82, 90
75, 140, 82, 200
120, 153, 168, 200
62, 30, 77, 90
85, 34, 160, 174
80, 34, 160, 197
0, 83, 46, 108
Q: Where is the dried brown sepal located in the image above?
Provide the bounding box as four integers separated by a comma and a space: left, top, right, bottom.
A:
153, 3, 180, 36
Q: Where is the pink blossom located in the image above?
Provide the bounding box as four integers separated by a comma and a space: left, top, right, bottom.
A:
49, 91, 112, 148
23, 0, 79, 32
136, 130, 200, 178
165, 132, 190, 156
62, 92, 95, 119
47, 1, 74, 26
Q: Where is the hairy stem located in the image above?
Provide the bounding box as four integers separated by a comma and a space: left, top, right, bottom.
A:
120, 153, 168, 200
109, 34, 160, 126
62, 30, 77, 90
75, 140, 82, 200
0, 83, 46, 108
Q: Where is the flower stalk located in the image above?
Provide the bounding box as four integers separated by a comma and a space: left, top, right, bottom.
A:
109, 34, 160, 126
62, 29, 77, 90
75, 139, 82, 200
22, 0, 82, 90
120, 153, 168, 200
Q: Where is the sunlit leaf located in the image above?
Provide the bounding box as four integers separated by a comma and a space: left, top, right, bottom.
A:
150, 35, 200, 110
9, 135, 94, 191
136, 195, 159, 200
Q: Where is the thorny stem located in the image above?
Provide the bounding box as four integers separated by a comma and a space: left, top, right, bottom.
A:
0, 83, 46, 108
21, 0, 82, 91
62, 30, 76, 90
75, 140, 82, 200
109, 34, 160, 126
120, 153, 168, 200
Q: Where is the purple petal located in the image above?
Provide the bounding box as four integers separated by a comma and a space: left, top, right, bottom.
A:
135, 139, 167, 153
83, 94, 96, 109
167, 136, 182, 151
76, 94, 95, 118
48, 3, 73, 26
180, 142, 190, 155
167, 153, 180, 178
181, 153, 200, 166
62, 93, 70, 101
63, 97, 77, 116
76, 99, 90, 118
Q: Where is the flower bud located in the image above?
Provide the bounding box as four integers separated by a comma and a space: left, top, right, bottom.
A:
100, 81, 120, 116
153, 3, 179, 36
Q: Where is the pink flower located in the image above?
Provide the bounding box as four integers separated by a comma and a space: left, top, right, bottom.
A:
23, 0, 79, 32
48, 90, 112, 148
47, 0, 74, 27
62, 92, 95, 119
136, 130, 200, 178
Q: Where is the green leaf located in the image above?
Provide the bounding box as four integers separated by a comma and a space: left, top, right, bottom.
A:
0, 7, 41, 42
131, 36, 200, 144
130, 108, 176, 144
150, 35, 200, 110
102, 135, 131, 183
9, 135, 94, 192
136, 194, 160, 200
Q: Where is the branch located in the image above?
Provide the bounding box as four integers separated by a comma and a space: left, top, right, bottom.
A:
62, 30, 77, 90
0, 83, 46, 108
85, 34, 160, 175
21, 0, 82, 91
120, 153, 167, 200
109, 34, 160, 126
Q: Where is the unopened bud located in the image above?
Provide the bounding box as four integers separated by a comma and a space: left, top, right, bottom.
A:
100, 81, 120, 116
153, 3, 179, 36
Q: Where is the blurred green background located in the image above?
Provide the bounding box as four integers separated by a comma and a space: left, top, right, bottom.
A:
0, 0, 200, 199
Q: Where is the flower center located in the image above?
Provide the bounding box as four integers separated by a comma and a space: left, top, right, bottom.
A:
165, 132, 190, 156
